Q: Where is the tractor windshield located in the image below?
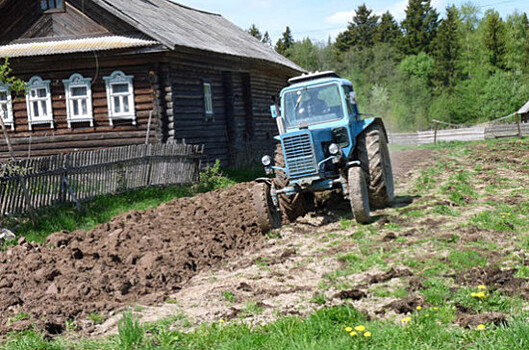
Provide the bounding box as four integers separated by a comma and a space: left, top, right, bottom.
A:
283, 83, 344, 128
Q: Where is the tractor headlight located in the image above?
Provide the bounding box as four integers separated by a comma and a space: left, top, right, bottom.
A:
328, 143, 340, 156
261, 155, 273, 166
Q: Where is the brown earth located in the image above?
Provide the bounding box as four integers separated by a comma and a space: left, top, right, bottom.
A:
0, 183, 264, 335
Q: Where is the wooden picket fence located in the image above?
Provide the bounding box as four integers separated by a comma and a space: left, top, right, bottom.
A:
0, 143, 203, 218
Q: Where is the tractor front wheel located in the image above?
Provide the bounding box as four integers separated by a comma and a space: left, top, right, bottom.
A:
348, 166, 371, 224
253, 182, 282, 232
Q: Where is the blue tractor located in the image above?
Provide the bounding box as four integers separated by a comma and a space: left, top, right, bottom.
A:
253, 71, 394, 230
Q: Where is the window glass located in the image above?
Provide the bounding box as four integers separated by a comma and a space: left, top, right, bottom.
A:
0, 91, 6, 101
203, 83, 213, 116
112, 83, 129, 94
71, 86, 87, 97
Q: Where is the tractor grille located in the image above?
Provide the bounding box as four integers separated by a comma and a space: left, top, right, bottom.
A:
283, 133, 317, 178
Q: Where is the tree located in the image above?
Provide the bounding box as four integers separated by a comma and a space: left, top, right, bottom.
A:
286, 38, 322, 72
275, 26, 294, 56
374, 11, 401, 44
400, 0, 439, 55
262, 31, 272, 45
432, 5, 461, 89
524, 13, 529, 73
247, 24, 262, 41
335, 4, 379, 52
482, 9, 507, 70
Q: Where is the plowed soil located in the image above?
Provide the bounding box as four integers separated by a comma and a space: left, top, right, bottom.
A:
0, 183, 263, 335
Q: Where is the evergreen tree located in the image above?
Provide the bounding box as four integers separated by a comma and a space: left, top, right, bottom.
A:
400, 0, 439, 55
247, 24, 262, 41
275, 26, 294, 56
432, 5, 461, 89
522, 13, 529, 73
262, 31, 272, 45
482, 10, 507, 70
335, 4, 379, 52
374, 11, 401, 44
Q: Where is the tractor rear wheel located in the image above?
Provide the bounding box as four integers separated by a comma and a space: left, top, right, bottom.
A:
253, 182, 282, 232
348, 166, 371, 224
354, 123, 394, 209
273, 144, 312, 222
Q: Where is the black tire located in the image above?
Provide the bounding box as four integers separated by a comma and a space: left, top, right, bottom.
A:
273, 144, 312, 222
354, 123, 394, 209
253, 182, 282, 232
348, 167, 371, 224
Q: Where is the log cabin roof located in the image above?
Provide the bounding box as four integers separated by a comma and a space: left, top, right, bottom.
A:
0, 35, 160, 57
91, 0, 303, 71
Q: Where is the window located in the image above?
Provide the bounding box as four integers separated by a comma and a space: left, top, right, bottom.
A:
63, 74, 93, 128
103, 71, 136, 126
26, 76, 54, 130
0, 84, 14, 130
203, 82, 213, 118
41, 0, 64, 11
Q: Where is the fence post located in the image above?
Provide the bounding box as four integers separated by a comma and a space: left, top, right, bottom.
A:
516, 113, 522, 139
434, 122, 438, 145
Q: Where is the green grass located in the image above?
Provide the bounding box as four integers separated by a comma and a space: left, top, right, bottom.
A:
5, 306, 529, 349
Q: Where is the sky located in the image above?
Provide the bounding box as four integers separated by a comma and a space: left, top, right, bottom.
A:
172, 0, 529, 43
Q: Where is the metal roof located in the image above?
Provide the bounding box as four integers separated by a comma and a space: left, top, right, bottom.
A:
93, 0, 303, 71
518, 100, 529, 115
0, 35, 160, 58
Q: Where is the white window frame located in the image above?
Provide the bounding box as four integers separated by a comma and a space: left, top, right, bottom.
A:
0, 84, 14, 130
26, 76, 54, 130
103, 71, 136, 126
63, 73, 93, 128
203, 82, 213, 119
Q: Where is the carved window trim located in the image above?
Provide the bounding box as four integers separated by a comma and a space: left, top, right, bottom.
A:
103, 71, 136, 126
63, 73, 94, 128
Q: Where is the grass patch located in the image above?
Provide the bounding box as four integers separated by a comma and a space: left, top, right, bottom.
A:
447, 250, 488, 270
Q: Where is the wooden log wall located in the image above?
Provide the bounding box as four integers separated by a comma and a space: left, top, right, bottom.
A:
0, 0, 41, 43
0, 53, 161, 159
165, 49, 296, 167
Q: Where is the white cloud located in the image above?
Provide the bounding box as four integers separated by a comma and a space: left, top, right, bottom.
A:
325, 10, 355, 25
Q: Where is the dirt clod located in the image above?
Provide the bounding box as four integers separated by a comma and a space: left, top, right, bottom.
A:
367, 268, 413, 284
333, 289, 367, 300
379, 295, 425, 314
456, 312, 507, 328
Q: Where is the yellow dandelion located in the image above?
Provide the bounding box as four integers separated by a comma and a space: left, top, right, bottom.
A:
385, 223, 389, 226
507, 213, 511, 216
345, 327, 353, 332
355, 325, 366, 332
478, 285, 486, 290
220, 319, 225, 324
349, 331, 358, 337
471, 292, 478, 297
433, 307, 439, 310
401, 317, 412, 323
477, 324, 486, 330
416, 306, 423, 310
477, 292, 487, 299
502, 215, 506, 219
364, 331, 372, 337
425, 314, 430, 318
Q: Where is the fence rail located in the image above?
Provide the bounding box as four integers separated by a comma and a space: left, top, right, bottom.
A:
389, 122, 528, 146
0, 143, 203, 218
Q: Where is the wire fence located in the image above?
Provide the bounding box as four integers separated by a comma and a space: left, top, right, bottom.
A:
0, 143, 203, 218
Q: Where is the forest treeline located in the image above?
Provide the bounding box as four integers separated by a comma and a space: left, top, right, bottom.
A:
249, 0, 529, 132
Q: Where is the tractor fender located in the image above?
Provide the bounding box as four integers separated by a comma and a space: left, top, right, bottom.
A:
358, 117, 389, 141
